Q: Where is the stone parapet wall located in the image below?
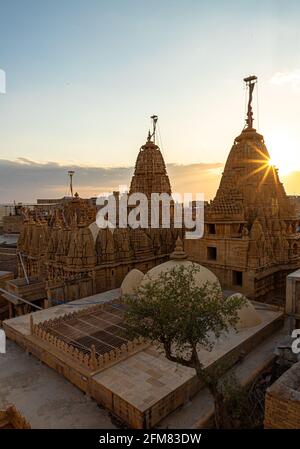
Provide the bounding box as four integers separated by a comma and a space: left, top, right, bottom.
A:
31, 301, 148, 373
264, 361, 300, 428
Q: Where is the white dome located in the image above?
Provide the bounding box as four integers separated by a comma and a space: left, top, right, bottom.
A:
141, 259, 221, 291
227, 293, 262, 330
121, 269, 144, 297
140, 237, 221, 292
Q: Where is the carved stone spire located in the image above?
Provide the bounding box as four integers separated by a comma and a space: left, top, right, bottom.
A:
129, 116, 172, 198
170, 236, 187, 260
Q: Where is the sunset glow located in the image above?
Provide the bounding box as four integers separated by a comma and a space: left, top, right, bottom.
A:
1, 1, 300, 201
265, 130, 300, 176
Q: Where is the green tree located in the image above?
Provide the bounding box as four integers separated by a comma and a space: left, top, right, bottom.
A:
124, 264, 246, 428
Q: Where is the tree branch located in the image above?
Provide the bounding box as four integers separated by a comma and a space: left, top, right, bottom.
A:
163, 339, 194, 369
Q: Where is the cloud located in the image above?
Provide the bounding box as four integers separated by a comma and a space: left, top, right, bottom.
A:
0, 158, 223, 203
269, 69, 300, 88
0, 158, 299, 204
168, 163, 223, 200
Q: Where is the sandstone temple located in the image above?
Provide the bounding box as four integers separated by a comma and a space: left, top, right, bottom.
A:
2, 79, 300, 429
10, 120, 180, 314
185, 76, 300, 300
3, 78, 300, 316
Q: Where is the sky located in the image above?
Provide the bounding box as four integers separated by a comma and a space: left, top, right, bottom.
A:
0, 0, 300, 202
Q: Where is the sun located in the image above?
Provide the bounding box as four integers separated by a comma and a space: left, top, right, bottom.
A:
268, 151, 296, 175
264, 129, 300, 175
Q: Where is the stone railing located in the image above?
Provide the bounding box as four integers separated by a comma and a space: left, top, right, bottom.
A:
32, 300, 119, 330
29, 301, 147, 372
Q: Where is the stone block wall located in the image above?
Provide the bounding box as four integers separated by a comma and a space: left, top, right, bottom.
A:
264, 361, 300, 428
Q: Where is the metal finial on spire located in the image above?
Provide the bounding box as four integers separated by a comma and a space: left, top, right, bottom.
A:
147, 115, 158, 143
68, 170, 75, 197
243, 75, 257, 130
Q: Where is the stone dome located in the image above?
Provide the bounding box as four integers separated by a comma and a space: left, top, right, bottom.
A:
227, 292, 262, 330
123, 238, 260, 332
140, 237, 221, 292
121, 269, 144, 297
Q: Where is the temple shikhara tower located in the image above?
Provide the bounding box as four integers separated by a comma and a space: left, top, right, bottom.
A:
129, 116, 172, 197
186, 76, 300, 300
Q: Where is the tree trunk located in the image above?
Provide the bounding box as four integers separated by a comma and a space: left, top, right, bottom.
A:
191, 346, 233, 429
209, 385, 233, 429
